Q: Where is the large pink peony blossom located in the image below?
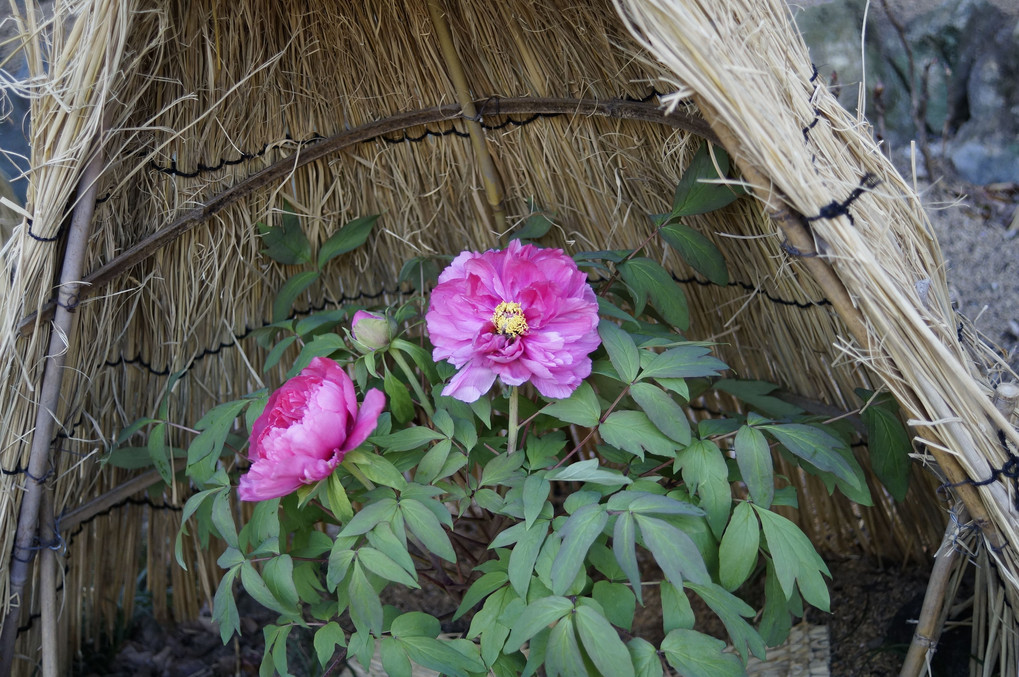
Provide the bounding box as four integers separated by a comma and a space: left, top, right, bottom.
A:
426, 239, 601, 402
238, 357, 386, 501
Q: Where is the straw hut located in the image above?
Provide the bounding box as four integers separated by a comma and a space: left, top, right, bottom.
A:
0, 0, 1016, 674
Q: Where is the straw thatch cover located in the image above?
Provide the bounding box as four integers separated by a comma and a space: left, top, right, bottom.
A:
0, 0, 1016, 673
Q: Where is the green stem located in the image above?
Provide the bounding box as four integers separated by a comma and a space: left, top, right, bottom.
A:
390, 349, 434, 418
341, 459, 376, 491
507, 386, 520, 455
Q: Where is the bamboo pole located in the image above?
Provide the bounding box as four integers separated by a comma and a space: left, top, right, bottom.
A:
427, 0, 507, 232
0, 141, 104, 675
899, 507, 969, 677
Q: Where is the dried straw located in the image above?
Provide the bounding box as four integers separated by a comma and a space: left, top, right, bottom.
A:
0, 0, 1008, 673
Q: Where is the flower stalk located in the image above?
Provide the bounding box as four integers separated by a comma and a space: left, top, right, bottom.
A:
506, 386, 520, 455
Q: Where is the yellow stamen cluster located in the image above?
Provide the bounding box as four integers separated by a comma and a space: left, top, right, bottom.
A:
491, 301, 528, 338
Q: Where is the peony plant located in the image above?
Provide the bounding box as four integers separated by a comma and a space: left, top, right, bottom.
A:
128, 144, 916, 676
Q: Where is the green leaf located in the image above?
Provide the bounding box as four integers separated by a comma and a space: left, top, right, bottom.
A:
542, 381, 601, 428
147, 422, 173, 486
639, 345, 727, 381
762, 423, 862, 491
241, 561, 292, 616
661, 581, 695, 633
522, 474, 551, 529
314, 622, 346, 667
318, 214, 378, 268
263, 334, 298, 372
345, 449, 407, 490
687, 582, 766, 661
505, 596, 575, 653
390, 611, 441, 638
325, 472, 354, 523
670, 143, 743, 217
508, 520, 548, 598
599, 321, 640, 383
380, 637, 413, 677
454, 571, 508, 620
754, 506, 830, 611
551, 504, 608, 595
733, 425, 774, 508
414, 439, 452, 485
400, 636, 487, 677
398, 256, 440, 292
400, 498, 455, 561
366, 521, 415, 576
859, 392, 912, 501
546, 458, 632, 486
213, 567, 241, 643
262, 555, 301, 613
660, 629, 746, 677
600, 410, 678, 460
210, 491, 238, 549
628, 638, 664, 677
262, 624, 292, 677
592, 581, 636, 631
575, 604, 635, 677
371, 426, 445, 452
629, 382, 691, 445
618, 258, 688, 330
259, 203, 312, 265
660, 223, 729, 285
337, 497, 399, 538
273, 269, 320, 322
759, 559, 793, 646
606, 491, 704, 517
545, 617, 587, 677
635, 514, 709, 586
480, 450, 526, 487
358, 547, 420, 588
719, 502, 760, 591
712, 379, 803, 418
384, 369, 415, 424
512, 206, 554, 241
613, 512, 642, 604
348, 562, 384, 635
187, 399, 249, 484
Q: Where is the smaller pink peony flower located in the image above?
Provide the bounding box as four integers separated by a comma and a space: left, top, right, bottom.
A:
238, 356, 386, 501
425, 239, 601, 402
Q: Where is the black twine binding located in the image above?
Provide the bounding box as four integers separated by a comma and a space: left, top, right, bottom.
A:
806, 173, 881, 228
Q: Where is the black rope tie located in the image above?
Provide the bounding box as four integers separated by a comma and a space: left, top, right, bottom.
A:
806, 173, 881, 228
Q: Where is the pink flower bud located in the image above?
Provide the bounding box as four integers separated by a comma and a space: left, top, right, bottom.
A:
351, 310, 392, 352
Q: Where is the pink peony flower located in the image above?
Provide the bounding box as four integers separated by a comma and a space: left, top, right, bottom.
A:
426, 239, 601, 402
238, 357, 386, 501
